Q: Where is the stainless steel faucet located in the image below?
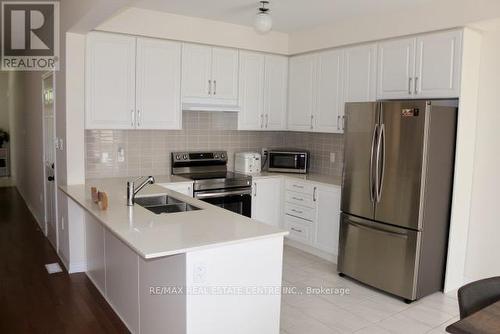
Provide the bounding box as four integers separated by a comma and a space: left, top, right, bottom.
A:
127, 176, 155, 206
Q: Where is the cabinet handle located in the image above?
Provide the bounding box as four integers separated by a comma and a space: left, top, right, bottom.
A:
292, 184, 304, 189
254, 182, 257, 197
208, 80, 212, 95
214, 80, 217, 95
292, 197, 304, 201
260, 114, 264, 128
310, 115, 314, 130
291, 208, 303, 214
337, 115, 340, 130
137, 110, 141, 127
342, 115, 345, 130
414, 77, 419, 94
313, 187, 317, 202
291, 227, 303, 233
408, 77, 413, 95
265, 114, 268, 128
131, 109, 135, 127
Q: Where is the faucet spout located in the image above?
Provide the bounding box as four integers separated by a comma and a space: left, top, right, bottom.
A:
127, 176, 155, 206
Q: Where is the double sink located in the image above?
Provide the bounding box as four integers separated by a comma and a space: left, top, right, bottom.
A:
135, 195, 201, 214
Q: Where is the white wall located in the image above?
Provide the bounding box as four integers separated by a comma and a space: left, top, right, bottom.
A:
288, 0, 500, 54
96, 7, 289, 55
463, 28, 500, 281
0, 73, 10, 131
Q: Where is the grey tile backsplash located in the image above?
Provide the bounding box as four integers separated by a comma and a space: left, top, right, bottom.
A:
85, 111, 344, 179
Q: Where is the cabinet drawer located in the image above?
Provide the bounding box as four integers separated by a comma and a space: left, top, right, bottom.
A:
285, 190, 314, 208
284, 214, 313, 244
284, 203, 315, 221
285, 179, 315, 195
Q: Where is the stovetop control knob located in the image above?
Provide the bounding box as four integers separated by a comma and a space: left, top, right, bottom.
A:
214, 153, 219, 159
220, 153, 225, 159
175, 154, 181, 160
183, 154, 188, 160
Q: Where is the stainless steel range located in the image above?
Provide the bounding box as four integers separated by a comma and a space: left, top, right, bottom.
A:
171, 151, 252, 217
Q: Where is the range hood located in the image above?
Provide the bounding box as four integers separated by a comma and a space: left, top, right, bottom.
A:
182, 102, 240, 112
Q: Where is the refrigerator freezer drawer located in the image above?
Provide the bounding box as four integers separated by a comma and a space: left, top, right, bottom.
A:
338, 213, 421, 300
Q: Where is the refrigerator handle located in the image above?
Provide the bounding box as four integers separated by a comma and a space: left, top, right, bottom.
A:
376, 123, 386, 202
369, 124, 378, 203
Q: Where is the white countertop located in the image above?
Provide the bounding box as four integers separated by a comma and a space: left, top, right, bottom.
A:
60, 176, 288, 260
248, 171, 342, 187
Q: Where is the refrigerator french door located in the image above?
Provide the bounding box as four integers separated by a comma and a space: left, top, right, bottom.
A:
338, 100, 457, 302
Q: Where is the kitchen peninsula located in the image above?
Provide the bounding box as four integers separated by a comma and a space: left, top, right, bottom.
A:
60, 176, 287, 334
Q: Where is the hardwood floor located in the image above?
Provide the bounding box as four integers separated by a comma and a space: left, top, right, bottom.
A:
0, 187, 129, 334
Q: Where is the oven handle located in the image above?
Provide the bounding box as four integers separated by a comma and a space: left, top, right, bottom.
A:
194, 189, 252, 199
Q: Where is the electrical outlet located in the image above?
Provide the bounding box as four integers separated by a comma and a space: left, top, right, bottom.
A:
330, 153, 336, 163
261, 147, 268, 157
117, 147, 125, 162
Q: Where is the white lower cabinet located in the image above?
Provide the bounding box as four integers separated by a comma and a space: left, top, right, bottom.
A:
282, 179, 342, 258
159, 182, 194, 197
251, 177, 282, 227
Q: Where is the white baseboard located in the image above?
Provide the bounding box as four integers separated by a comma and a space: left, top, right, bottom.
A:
285, 239, 338, 264
16, 186, 45, 232
69, 261, 87, 273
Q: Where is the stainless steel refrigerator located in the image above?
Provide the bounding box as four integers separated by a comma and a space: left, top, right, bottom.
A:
338, 100, 457, 302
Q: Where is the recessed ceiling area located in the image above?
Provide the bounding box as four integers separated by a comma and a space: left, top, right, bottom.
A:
132, 0, 436, 33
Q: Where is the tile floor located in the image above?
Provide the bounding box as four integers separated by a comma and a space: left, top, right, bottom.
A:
281, 245, 459, 334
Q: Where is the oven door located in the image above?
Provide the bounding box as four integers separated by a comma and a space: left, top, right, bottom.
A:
194, 188, 252, 218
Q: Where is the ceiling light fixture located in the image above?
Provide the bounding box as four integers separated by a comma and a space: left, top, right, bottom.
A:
254, 1, 272, 34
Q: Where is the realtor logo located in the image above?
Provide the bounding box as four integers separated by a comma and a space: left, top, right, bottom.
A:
1, 1, 59, 71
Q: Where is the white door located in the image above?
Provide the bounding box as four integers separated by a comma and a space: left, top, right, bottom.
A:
264, 55, 288, 130
42, 73, 57, 248
85, 32, 136, 129
211, 47, 239, 103
288, 55, 315, 131
251, 178, 282, 227
238, 51, 265, 130
314, 49, 344, 133
415, 30, 462, 98
377, 37, 416, 99
344, 43, 377, 103
181, 43, 212, 100
314, 185, 341, 255
136, 38, 182, 130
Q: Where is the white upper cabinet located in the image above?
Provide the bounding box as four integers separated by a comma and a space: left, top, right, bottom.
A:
211, 47, 239, 102
288, 54, 316, 131
315, 49, 344, 133
136, 38, 182, 129
252, 177, 282, 228
182, 43, 239, 109
344, 43, 377, 103
264, 55, 288, 130
378, 29, 462, 99
86, 32, 136, 129
415, 30, 462, 98
377, 37, 416, 99
238, 51, 265, 130
181, 44, 212, 100
288, 51, 344, 133
86, 32, 182, 130
238, 52, 288, 131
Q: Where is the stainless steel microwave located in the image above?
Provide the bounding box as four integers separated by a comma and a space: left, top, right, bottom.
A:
268, 150, 309, 174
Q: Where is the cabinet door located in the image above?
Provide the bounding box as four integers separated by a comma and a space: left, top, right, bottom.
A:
377, 37, 416, 99
238, 51, 265, 130
251, 178, 282, 227
211, 47, 239, 103
288, 55, 315, 131
344, 44, 377, 103
415, 30, 462, 98
182, 43, 212, 100
136, 38, 182, 129
314, 49, 344, 133
85, 32, 136, 129
314, 185, 341, 255
84, 212, 105, 294
264, 55, 288, 130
